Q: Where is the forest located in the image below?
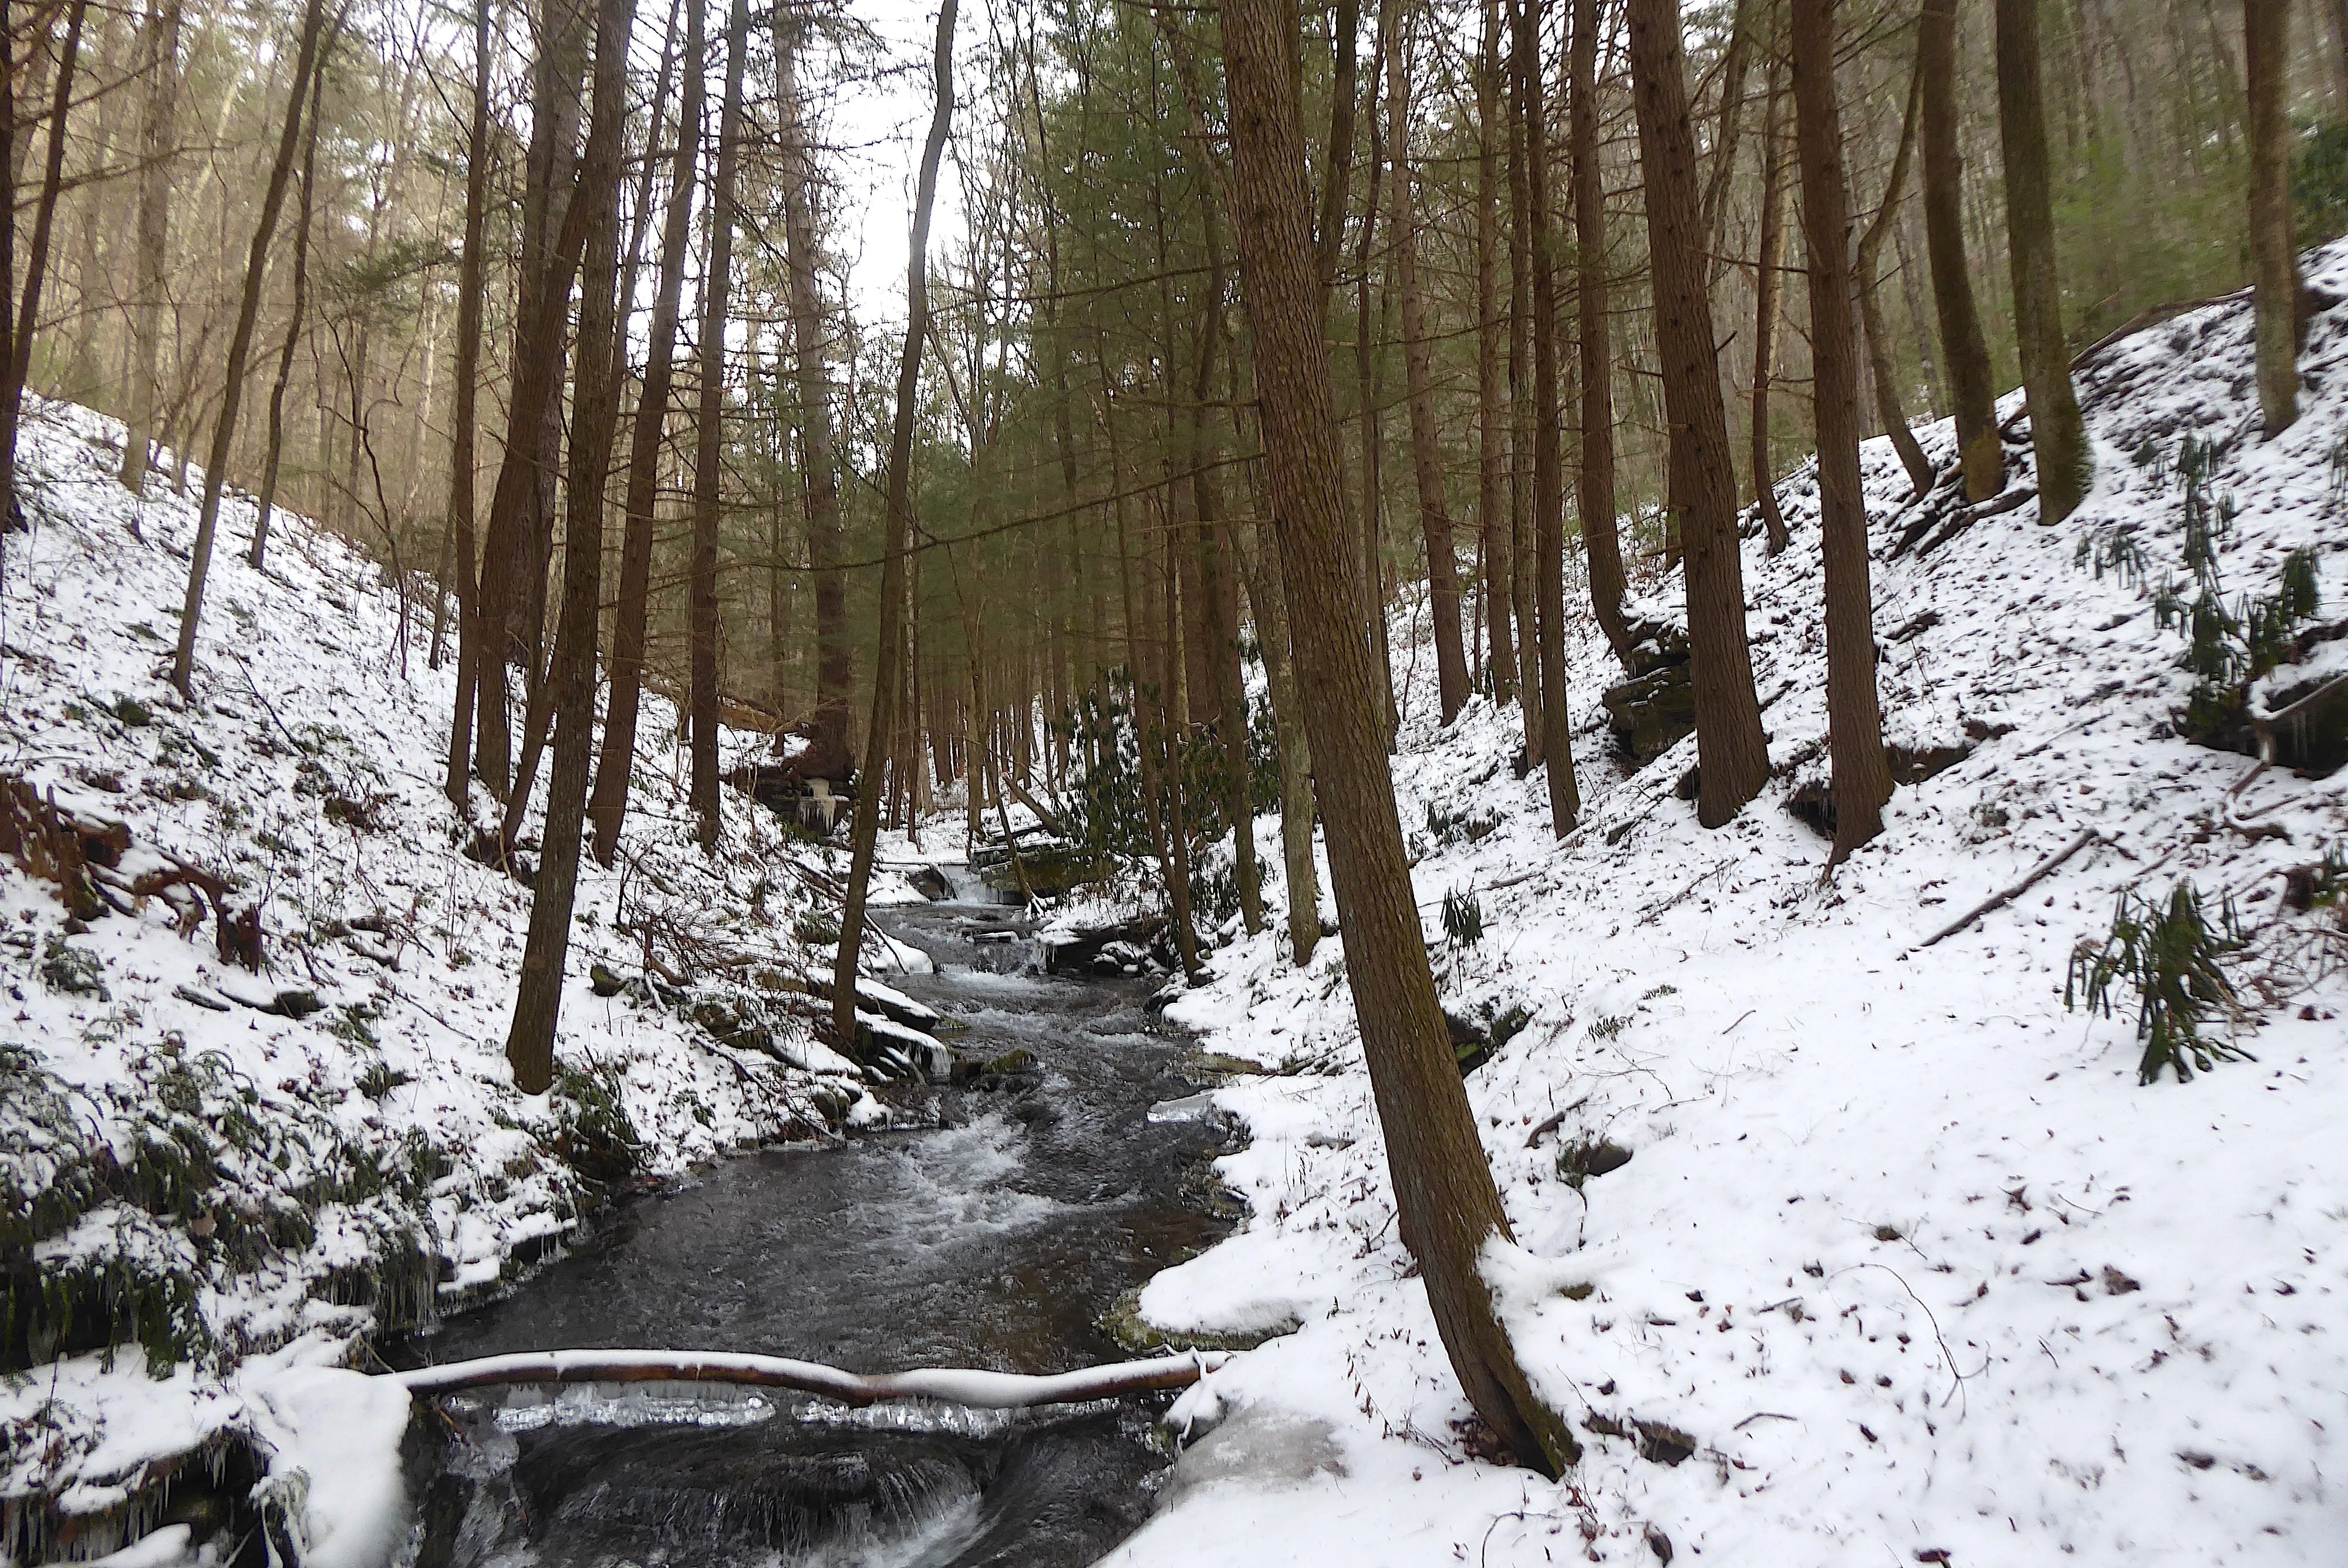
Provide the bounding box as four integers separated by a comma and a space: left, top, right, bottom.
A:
1, 0, 2344, 1555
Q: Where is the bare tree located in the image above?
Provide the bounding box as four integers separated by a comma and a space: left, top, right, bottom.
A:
1571, 0, 1632, 664
167, 0, 332, 698
1476, 0, 1514, 703
1517, 0, 1578, 831
1749, 62, 1791, 552
443, 0, 495, 809
832, 0, 957, 1046
0, 0, 87, 516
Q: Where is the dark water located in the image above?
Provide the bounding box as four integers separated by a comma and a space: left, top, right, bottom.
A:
400, 899, 1229, 1568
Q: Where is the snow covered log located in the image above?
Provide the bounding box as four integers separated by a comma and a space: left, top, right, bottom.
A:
394, 1348, 1229, 1408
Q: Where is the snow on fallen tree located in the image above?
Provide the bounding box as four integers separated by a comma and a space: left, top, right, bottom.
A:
394, 1347, 1230, 1408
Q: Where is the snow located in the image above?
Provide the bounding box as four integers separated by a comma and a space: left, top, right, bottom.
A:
0, 396, 892, 1549
245, 1367, 411, 1568
1107, 252, 2348, 1563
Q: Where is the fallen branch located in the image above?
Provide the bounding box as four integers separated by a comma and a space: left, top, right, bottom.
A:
1915, 829, 2100, 949
1917, 486, 2037, 559
394, 1347, 1229, 1408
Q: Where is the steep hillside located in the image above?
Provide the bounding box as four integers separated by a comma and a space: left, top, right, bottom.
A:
0, 400, 890, 1552
1116, 254, 2348, 1564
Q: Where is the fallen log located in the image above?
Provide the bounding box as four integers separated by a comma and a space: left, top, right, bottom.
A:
1915, 828, 2101, 950
394, 1347, 1229, 1408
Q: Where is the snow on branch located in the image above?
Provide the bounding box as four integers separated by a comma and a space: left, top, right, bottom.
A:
394, 1348, 1229, 1408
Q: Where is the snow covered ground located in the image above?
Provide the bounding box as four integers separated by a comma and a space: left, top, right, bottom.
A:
0, 400, 905, 1555
1112, 258, 2348, 1563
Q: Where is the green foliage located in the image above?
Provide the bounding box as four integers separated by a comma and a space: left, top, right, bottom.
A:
2067, 882, 2253, 1083
2293, 119, 2348, 246
554, 1062, 643, 1187
2074, 523, 2151, 588
1442, 888, 1484, 949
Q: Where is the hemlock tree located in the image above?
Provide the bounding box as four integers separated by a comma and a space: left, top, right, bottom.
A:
1995, 0, 2091, 524
1918, 0, 2002, 502
1222, 0, 1577, 1477
1790, 0, 1894, 861
2245, 0, 2297, 437
1626, 0, 1769, 827
690, 0, 751, 851
1569, 0, 1631, 665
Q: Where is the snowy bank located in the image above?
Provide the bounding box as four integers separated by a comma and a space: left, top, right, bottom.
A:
1111, 250, 2348, 1563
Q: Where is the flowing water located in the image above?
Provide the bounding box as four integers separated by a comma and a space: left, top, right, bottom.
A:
399, 894, 1230, 1568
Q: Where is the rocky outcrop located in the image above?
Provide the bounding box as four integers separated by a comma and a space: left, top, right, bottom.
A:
1600, 619, 1696, 763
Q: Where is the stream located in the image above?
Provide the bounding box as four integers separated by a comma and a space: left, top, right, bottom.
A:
396, 893, 1231, 1568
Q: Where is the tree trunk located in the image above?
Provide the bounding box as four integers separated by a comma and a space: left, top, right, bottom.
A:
167, 0, 329, 698
588, 0, 703, 864
249, 38, 326, 575
0, 0, 87, 517
1506, 28, 1543, 761
1476, 0, 1514, 704
1750, 63, 1790, 552
1995, 0, 2093, 523
1571, 0, 1633, 663
1857, 60, 1934, 498
1234, 513, 1320, 966
444, 0, 494, 812
690, 0, 750, 850
1699, 0, 1757, 281
1919, 0, 2002, 502
776, 11, 851, 773
2245, 0, 2297, 436
1627, 0, 1770, 827
1790, 0, 1894, 863
477, 0, 590, 802
1222, 0, 1577, 1479
1518, 0, 1578, 831
1190, 239, 1261, 933
504, 0, 636, 1097
833, 0, 956, 1047
116, 0, 181, 493
1385, 14, 1470, 726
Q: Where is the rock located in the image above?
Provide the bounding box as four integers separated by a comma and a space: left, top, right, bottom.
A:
1042, 914, 1167, 976
1602, 660, 1697, 763
977, 838, 1108, 898
589, 963, 626, 998
983, 1047, 1035, 1074
1442, 1009, 1490, 1074
1557, 1137, 1634, 1188
909, 864, 956, 901
1888, 739, 1973, 785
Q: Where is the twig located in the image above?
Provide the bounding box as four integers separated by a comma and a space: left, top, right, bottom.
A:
1915, 829, 2100, 949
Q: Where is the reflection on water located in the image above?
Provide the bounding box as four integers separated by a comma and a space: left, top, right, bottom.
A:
400, 897, 1226, 1568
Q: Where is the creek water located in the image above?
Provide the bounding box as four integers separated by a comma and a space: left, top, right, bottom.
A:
399, 895, 1230, 1568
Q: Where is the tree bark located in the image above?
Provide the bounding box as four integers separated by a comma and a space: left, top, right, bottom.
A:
833, 0, 956, 1047
1790, 0, 1894, 863
1995, 0, 2093, 523
2245, 0, 2297, 436
1222, 0, 1577, 1478
444, 0, 494, 811
1749, 63, 1790, 552
1517, 0, 1578, 832
0, 0, 87, 517
1506, 23, 1543, 761
1385, 12, 1470, 726
1919, 0, 2002, 502
116, 0, 181, 494
1476, 0, 1514, 704
1627, 0, 1770, 827
690, 0, 750, 850
1857, 59, 1934, 497
167, 0, 329, 698
1234, 512, 1320, 966
504, 0, 636, 1097
1571, 0, 1633, 663
589, 0, 703, 866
